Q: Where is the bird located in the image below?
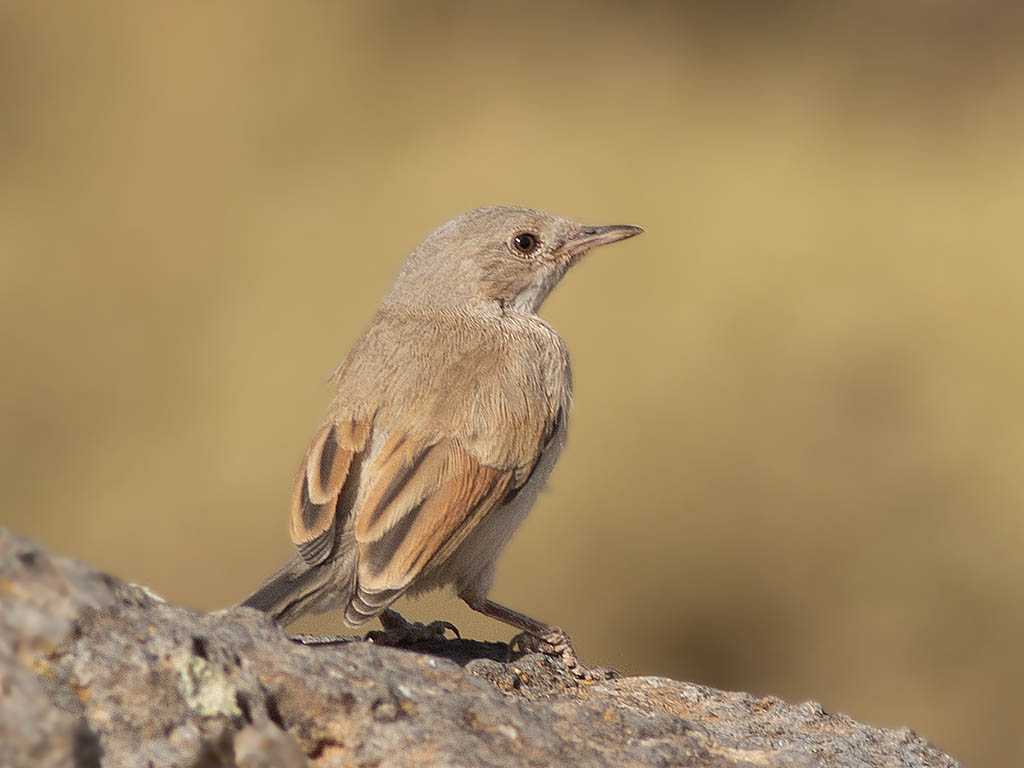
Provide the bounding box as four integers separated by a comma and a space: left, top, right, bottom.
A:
240, 205, 643, 675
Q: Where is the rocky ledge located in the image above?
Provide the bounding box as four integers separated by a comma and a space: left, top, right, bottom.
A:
0, 527, 960, 767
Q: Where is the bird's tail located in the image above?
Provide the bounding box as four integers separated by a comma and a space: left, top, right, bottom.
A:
238, 553, 353, 626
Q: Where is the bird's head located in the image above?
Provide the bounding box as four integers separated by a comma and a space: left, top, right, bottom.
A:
385, 206, 643, 314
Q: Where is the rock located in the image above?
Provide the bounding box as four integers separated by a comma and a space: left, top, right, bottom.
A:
0, 527, 961, 768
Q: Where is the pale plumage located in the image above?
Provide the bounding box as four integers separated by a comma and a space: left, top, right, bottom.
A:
241, 206, 642, 674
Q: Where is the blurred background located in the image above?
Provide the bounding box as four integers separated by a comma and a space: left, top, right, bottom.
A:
2, 1, 1022, 764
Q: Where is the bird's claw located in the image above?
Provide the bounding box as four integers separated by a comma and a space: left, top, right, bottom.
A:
365, 609, 460, 646
508, 627, 615, 681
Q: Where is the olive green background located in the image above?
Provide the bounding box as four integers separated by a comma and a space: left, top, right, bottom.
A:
2, 3, 1022, 765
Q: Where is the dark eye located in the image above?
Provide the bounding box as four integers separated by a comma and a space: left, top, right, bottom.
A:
512, 232, 539, 254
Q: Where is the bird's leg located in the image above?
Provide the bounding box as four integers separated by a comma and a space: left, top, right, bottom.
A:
466, 598, 614, 680
364, 608, 460, 646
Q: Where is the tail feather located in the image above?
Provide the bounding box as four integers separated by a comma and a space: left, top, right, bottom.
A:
239, 553, 354, 626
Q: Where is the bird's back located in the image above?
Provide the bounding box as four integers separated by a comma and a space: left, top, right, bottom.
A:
328, 305, 572, 476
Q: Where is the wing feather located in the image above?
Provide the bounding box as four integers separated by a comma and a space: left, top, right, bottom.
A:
345, 439, 513, 624
354, 433, 446, 541
289, 418, 369, 565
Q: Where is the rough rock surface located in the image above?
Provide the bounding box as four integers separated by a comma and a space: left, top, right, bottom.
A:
0, 527, 961, 768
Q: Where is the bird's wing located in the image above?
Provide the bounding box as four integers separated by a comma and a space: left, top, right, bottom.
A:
286, 411, 560, 621
343, 407, 565, 625
288, 418, 371, 565
344, 433, 513, 623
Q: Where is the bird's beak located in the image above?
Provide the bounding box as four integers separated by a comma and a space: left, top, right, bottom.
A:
562, 224, 644, 258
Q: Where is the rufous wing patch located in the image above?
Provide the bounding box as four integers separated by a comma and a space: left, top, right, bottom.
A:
289, 419, 369, 565
354, 435, 448, 543
347, 440, 512, 623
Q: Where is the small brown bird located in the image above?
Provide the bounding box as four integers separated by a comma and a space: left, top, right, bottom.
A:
241, 206, 642, 673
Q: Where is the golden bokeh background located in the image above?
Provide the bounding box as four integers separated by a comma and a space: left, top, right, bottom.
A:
2, 2, 1022, 765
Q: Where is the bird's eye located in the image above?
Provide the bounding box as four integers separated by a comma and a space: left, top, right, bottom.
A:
511, 232, 540, 255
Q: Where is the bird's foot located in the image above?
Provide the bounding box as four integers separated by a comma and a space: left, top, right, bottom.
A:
365, 608, 460, 646
509, 626, 615, 681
